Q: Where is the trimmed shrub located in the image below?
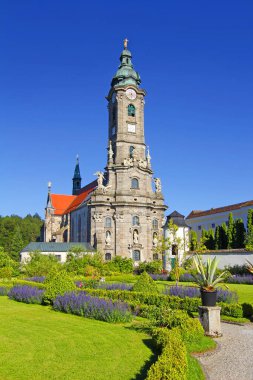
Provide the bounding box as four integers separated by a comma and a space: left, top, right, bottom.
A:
8, 285, 44, 304
137, 260, 163, 274
132, 272, 159, 293
104, 256, 134, 274
43, 270, 76, 304
147, 328, 187, 380
53, 291, 132, 323
241, 303, 253, 319
219, 302, 243, 318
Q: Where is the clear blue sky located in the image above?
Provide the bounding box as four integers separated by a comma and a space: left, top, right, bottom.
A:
0, 1, 252, 218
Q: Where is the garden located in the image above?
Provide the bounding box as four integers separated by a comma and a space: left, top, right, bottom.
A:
0, 248, 253, 379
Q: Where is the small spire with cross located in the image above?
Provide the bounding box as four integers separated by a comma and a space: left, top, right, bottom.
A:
124, 38, 128, 49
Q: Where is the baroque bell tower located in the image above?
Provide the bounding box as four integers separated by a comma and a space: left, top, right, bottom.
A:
89, 40, 167, 262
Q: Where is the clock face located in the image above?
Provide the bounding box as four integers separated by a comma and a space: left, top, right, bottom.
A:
111, 93, 116, 103
126, 88, 137, 100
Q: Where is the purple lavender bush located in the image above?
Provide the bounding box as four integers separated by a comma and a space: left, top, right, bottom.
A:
8, 285, 44, 304
53, 291, 133, 323
165, 286, 200, 298
179, 273, 196, 282
149, 274, 169, 281
98, 282, 133, 291
25, 276, 46, 283
164, 285, 238, 304
227, 274, 253, 285
0, 287, 10, 296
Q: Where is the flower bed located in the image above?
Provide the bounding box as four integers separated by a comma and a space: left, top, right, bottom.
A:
8, 285, 44, 304
25, 276, 45, 283
164, 286, 238, 303
53, 291, 133, 323
227, 274, 253, 285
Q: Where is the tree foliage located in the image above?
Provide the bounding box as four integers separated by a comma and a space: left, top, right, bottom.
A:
0, 214, 43, 261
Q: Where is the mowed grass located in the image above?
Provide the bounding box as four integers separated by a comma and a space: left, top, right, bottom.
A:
0, 297, 154, 380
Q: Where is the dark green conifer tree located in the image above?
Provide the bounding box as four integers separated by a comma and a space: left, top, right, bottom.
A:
227, 212, 234, 249
190, 230, 198, 251
233, 219, 246, 248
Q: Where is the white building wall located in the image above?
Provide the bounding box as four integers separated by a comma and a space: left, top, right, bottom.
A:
164, 226, 190, 270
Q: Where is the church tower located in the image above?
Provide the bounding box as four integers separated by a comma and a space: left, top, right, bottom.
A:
72, 155, 82, 195
89, 40, 167, 262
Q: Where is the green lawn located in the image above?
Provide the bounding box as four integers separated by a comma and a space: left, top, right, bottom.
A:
0, 297, 154, 380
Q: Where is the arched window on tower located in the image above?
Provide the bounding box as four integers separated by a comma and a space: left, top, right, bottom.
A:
152, 219, 158, 229
132, 215, 140, 226
131, 178, 139, 189
129, 146, 134, 158
128, 104, 135, 117
105, 217, 112, 228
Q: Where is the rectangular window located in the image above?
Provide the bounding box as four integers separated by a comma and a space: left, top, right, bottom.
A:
212, 223, 215, 228
132, 250, 140, 261
55, 255, 61, 262
198, 225, 201, 231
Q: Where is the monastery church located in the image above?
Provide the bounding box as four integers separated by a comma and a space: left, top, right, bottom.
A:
44, 40, 168, 263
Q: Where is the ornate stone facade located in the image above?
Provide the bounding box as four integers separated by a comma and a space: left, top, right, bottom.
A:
44, 41, 167, 262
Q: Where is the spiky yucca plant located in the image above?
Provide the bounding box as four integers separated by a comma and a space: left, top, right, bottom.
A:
246, 260, 253, 274
192, 254, 230, 291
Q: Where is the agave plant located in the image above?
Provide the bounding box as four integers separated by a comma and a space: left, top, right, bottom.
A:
192, 254, 230, 291
245, 259, 253, 274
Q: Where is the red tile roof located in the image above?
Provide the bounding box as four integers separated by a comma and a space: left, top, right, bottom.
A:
51, 180, 97, 215
186, 200, 253, 219
51, 194, 76, 215
64, 187, 95, 213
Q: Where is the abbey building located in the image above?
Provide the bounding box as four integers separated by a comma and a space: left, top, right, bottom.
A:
44, 41, 167, 262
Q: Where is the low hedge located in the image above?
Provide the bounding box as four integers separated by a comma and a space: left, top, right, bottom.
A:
147, 328, 188, 380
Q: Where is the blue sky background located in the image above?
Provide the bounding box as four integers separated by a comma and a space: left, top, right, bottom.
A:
0, 0, 252, 218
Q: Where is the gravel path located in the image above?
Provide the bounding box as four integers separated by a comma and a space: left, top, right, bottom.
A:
197, 322, 253, 380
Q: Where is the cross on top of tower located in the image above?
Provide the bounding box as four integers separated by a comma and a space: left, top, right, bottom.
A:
123, 38, 128, 49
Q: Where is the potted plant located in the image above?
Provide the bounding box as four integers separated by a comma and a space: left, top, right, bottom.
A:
192, 254, 230, 306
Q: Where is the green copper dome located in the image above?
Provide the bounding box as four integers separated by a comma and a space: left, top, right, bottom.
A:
111, 41, 141, 88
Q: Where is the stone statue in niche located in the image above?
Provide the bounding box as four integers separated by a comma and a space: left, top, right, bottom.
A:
133, 230, 139, 244
153, 232, 158, 247
154, 178, 162, 193
105, 231, 111, 245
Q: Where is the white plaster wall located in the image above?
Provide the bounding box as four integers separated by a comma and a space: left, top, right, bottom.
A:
195, 252, 253, 269
20, 250, 94, 264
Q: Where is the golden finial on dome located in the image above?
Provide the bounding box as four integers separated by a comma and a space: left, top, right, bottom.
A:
123, 38, 128, 49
